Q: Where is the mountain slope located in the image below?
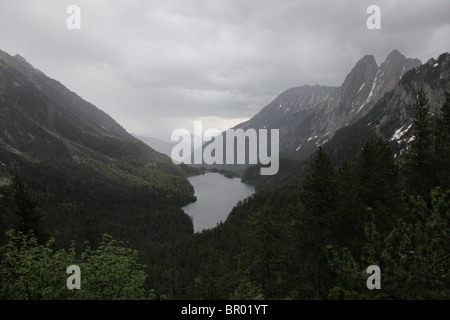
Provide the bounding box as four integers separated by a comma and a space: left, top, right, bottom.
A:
0, 50, 176, 164
323, 52, 450, 164
233, 50, 421, 161
235, 85, 336, 157
0, 49, 197, 248
241, 51, 448, 190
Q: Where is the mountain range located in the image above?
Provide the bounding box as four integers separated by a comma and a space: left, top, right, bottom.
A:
234, 49, 422, 161
240, 51, 449, 189
136, 50, 449, 183
1, 46, 449, 246
323, 51, 450, 164
1, 46, 449, 300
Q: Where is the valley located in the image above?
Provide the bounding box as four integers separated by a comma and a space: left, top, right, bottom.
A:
1, 47, 449, 300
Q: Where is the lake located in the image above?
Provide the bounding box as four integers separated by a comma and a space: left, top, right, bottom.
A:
182, 172, 255, 233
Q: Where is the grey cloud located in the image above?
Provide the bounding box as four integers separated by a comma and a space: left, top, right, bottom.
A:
1, 0, 449, 140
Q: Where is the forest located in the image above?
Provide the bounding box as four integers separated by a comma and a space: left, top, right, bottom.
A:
0, 90, 449, 300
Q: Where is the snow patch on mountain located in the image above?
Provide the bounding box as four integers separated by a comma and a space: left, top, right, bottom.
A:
390, 123, 412, 141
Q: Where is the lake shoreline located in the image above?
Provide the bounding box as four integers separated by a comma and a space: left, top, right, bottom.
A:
182, 172, 255, 233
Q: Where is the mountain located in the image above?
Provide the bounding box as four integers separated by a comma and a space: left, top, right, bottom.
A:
242, 51, 449, 189
235, 85, 336, 157
0, 49, 197, 248
323, 51, 450, 164
0, 50, 167, 163
134, 135, 175, 157
234, 50, 421, 161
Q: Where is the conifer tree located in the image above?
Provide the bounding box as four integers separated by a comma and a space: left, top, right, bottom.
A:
247, 204, 286, 299
356, 138, 401, 233
404, 89, 435, 199
434, 92, 450, 189
335, 159, 366, 255
0, 176, 46, 244
293, 147, 339, 299
328, 187, 450, 299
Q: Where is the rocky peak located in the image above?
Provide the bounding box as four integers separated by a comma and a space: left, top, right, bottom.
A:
349, 50, 421, 122
343, 55, 378, 89
335, 54, 379, 109
384, 49, 404, 63
380, 49, 421, 81
208, 50, 425, 166
350, 55, 378, 75
323, 51, 450, 164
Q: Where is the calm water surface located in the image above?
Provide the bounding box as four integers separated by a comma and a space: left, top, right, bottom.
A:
182, 172, 255, 232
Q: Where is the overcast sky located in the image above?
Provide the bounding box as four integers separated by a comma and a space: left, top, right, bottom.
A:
1, 0, 449, 140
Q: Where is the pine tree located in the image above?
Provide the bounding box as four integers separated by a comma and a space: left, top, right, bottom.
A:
335, 159, 366, 254
434, 92, 450, 189
404, 89, 435, 199
326, 210, 386, 300
247, 204, 286, 299
356, 138, 401, 233
293, 147, 339, 299
328, 187, 450, 299
0, 176, 46, 244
